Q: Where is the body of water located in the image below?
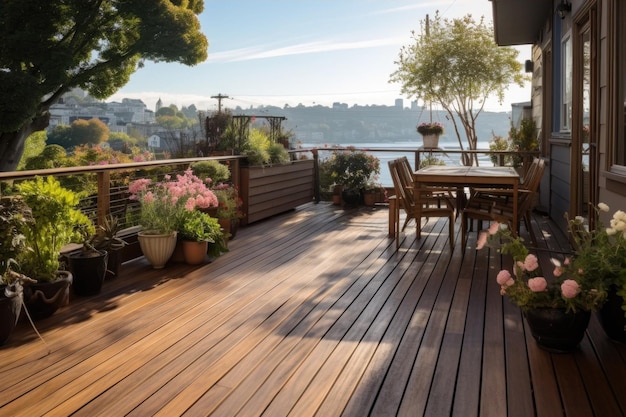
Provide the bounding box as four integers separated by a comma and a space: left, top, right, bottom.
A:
300, 139, 493, 187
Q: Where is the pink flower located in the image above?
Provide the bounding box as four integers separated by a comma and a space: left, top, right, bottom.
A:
523, 254, 539, 272
476, 232, 488, 249
553, 267, 563, 277
143, 191, 154, 203
561, 279, 580, 299
488, 222, 500, 235
527, 277, 547, 292
496, 270, 513, 287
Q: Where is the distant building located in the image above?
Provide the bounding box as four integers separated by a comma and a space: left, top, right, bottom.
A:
395, 98, 403, 109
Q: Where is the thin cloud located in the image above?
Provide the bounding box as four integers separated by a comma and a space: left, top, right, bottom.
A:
208, 37, 405, 63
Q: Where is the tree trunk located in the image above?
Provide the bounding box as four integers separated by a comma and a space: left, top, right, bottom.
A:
0, 112, 50, 172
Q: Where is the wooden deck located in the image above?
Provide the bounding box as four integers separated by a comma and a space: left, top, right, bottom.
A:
1, 202, 625, 417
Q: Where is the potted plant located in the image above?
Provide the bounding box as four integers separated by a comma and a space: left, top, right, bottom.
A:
0, 196, 35, 344
67, 224, 108, 297
416, 122, 444, 148
129, 170, 218, 269
212, 183, 244, 239
87, 214, 128, 279
477, 221, 607, 352
362, 180, 386, 207
327, 148, 381, 206
178, 209, 226, 264
16, 176, 93, 319
567, 203, 626, 343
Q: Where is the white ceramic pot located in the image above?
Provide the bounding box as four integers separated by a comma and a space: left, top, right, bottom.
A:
138, 231, 177, 269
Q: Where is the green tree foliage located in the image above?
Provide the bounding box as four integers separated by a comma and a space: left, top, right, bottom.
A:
0, 0, 208, 172
17, 131, 46, 170
23, 145, 68, 170
390, 12, 526, 165
108, 132, 138, 152
47, 118, 109, 149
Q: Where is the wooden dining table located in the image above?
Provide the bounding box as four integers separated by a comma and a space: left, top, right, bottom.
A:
413, 165, 521, 235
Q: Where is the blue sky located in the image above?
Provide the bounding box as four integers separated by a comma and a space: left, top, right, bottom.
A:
109, 0, 531, 113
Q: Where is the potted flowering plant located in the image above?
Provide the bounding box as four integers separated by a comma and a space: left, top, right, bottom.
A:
477, 222, 607, 352
416, 122, 444, 135
129, 169, 218, 268
416, 122, 444, 148
212, 183, 244, 239
568, 203, 626, 342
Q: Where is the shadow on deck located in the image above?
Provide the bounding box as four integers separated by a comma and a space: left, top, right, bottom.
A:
1, 202, 625, 417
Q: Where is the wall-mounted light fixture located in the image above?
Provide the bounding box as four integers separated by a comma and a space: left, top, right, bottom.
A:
556, 0, 571, 19
525, 60, 533, 73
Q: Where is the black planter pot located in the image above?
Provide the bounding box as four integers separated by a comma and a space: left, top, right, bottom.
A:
105, 247, 123, 280
341, 188, 362, 206
0, 284, 23, 345
23, 271, 72, 320
69, 250, 108, 296
599, 285, 626, 344
524, 308, 591, 353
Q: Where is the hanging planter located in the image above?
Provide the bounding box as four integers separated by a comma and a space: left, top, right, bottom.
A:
421, 133, 441, 148
417, 122, 444, 149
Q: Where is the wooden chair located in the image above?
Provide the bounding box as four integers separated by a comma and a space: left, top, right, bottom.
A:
461, 158, 545, 248
388, 159, 456, 250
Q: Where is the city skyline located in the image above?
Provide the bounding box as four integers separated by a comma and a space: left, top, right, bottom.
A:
108, 0, 532, 113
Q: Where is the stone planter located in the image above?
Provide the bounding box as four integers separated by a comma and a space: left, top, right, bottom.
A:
137, 231, 177, 269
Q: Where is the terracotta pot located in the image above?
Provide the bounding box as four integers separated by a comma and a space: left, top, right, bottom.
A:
182, 240, 209, 265
138, 231, 177, 269
22, 271, 73, 320
524, 307, 591, 353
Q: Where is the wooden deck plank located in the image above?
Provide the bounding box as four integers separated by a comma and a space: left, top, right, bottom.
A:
0, 203, 624, 417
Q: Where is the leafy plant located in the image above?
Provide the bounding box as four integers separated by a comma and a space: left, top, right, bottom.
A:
567, 203, 626, 316
327, 148, 381, 191
0, 197, 34, 285
178, 210, 223, 243
16, 176, 94, 282
191, 160, 231, 184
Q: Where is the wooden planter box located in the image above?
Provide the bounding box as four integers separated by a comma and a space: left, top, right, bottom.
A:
240, 160, 315, 225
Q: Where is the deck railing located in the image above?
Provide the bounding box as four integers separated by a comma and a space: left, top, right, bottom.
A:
0, 148, 540, 229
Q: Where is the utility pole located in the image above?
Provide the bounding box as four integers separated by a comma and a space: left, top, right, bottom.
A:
211, 93, 229, 113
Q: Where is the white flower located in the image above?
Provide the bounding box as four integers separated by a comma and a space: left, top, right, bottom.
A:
598, 202, 610, 212
607, 227, 617, 236
575, 215, 585, 223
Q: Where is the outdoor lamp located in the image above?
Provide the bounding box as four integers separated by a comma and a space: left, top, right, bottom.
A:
556, 0, 571, 19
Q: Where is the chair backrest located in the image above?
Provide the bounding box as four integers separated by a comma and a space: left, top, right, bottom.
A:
519, 158, 545, 213
388, 159, 415, 210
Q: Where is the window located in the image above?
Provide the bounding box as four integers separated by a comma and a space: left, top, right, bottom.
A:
561, 35, 572, 132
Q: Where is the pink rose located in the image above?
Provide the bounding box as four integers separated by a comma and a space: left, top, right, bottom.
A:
561, 279, 580, 299
553, 267, 563, 277
527, 277, 547, 292
488, 222, 500, 235
523, 254, 539, 272
476, 232, 488, 250
497, 270, 512, 286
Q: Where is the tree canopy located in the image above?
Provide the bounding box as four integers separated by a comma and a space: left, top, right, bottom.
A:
0, 0, 208, 171
389, 12, 526, 165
